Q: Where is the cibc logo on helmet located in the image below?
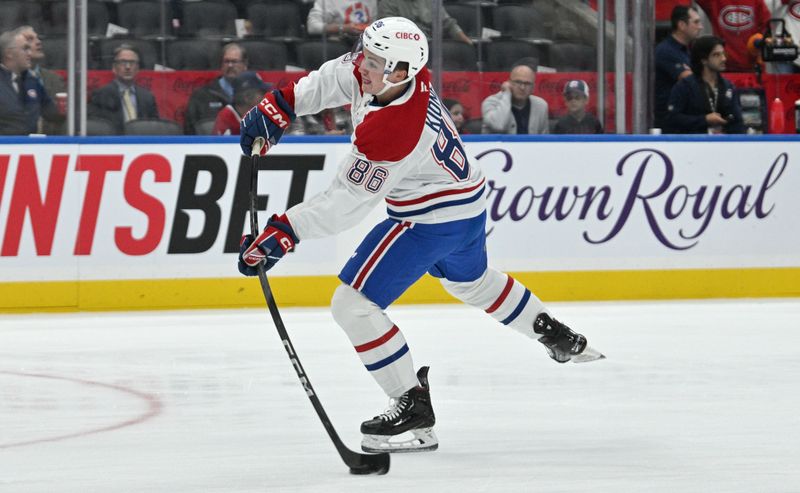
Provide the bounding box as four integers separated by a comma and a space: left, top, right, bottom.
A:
395, 32, 421, 40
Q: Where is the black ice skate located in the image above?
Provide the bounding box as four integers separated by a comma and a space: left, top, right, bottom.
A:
534, 313, 605, 363
360, 366, 438, 453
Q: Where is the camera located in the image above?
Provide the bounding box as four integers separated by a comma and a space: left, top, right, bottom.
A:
754, 19, 798, 63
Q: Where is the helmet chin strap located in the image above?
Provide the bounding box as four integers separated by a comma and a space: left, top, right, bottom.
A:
375, 66, 413, 97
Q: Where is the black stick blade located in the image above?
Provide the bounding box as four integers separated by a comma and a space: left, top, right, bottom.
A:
347, 452, 390, 475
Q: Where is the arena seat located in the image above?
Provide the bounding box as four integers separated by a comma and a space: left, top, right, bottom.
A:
493, 5, 549, 39
117, 1, 173, 38
247, 2, 302, 39
124, 118, 183, 135
238, 40, 289, 70
166, 39, 222, 70
295, 40, 351, 70
482, 39, 541, 72
49, 1, 109, 37
182, 1, 237, 38
440, 40, 478, 71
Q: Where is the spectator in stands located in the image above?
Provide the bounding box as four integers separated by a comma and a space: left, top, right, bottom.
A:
654, 5, 703, 129
306, 0, 377, 42
213, 71, 271, 135
666, 35, 745, 134
0, 29, 62, 135
695, 0, 771, 72
17, 25, 67, 135
443, 98, 467, 133
553, 80, 603, 134
185, 43, 248, 134
481, 61, 549, 134
378, 0, 473, 45
88, 45, 159, 134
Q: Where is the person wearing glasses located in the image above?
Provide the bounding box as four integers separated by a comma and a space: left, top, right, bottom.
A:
88, 45, 159, 134
480, 61, 549, 134
0, 28, 63, 135
184, 43, 248, 134
553, 80, 603, 134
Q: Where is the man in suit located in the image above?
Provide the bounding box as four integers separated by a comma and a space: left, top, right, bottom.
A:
88, 44, 159, 133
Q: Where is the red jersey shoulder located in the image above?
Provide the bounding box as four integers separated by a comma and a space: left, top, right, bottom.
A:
213, 105, 241, 135
354, 67, 432, 163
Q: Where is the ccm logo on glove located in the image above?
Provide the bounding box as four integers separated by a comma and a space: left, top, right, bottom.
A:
240, 89, 296, 156
238, 214, 299, 276
259, 96, 290, 129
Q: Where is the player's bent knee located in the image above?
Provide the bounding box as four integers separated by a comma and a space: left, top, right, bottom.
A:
439, 269, 490, 303
331, 283, 378, 328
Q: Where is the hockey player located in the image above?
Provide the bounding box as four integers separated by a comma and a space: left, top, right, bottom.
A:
237, 17, 604, 453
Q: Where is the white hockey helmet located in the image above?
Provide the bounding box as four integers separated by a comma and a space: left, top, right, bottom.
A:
360, 17, 428, 91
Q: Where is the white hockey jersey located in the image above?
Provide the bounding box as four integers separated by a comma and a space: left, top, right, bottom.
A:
282, 54, 486, 241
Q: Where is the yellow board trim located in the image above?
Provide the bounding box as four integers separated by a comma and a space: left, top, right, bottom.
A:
1, 267, 799, 313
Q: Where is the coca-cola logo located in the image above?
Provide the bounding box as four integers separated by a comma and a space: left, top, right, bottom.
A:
537, 79, 562, 93
442, 79, 471, 93
172, 77, 208, 93
479, 148, 787, 250
719, 5, 754, 31
783, 78, 800, 94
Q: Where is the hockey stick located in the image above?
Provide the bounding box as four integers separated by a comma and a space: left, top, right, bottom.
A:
248, 137, 390, 475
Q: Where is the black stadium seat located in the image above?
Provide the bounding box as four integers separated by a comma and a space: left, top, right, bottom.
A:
86, 117, 117, 136
439, 40, 478, 71
117, 1, 173, 38
445, 4, 483, 38
493, 5, 549, 39
482, 39, 541, 72
0, 1, 44, 33
247, 2, 302, 39
166, 39, 222, 70
182, 1, 237, 38
49, 1, 109, 37
549, 43, 596, 72
124, 119, 183, 135
238, 40, 289, 71
295, 40, 351, 70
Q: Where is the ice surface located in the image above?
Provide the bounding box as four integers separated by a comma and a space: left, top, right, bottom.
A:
2, 299, 799, 492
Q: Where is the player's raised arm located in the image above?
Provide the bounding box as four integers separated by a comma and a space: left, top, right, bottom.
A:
240, 54, 357, 156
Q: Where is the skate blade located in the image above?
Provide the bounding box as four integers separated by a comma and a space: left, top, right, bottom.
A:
361, 428, 439, 454
572, 345, 606, 363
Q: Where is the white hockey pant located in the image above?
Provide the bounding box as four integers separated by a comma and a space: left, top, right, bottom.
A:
440, 267, 546, 339
331, 284, 418, 398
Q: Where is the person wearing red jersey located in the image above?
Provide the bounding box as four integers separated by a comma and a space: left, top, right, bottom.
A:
212, 71, 271, 135
237, 17, 604, 453
695, 0, 772, 71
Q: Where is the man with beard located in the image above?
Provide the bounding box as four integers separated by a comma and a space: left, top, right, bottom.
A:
184, 43, 248, 134
666, 35, 745, 133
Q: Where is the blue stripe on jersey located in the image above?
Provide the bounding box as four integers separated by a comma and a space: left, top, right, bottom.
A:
387, 186, 485, 218
501, 289, 531, 325
364, 344, 410, 371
